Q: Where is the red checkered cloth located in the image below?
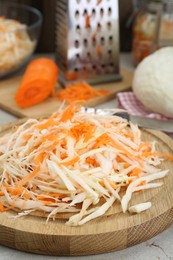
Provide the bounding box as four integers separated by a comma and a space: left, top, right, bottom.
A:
116, 92, 173, 137
116, 92, 173, 121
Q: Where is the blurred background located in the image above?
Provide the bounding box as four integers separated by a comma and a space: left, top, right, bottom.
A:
1, 0, 134, 53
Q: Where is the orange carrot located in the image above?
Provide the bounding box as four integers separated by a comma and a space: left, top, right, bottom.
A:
60, 101, 81, 122
4, 185, 25, 196
16, 166, 40, 187
85, 15, 91, 28
15, 58, 58, 108
129, 168, 141, 177
86, 157, 100, 167
24, 134, 32, 140
0, 202, 12, 212
59, 156, 80, 166
37, 118, 55, 130
92, 33, 97, 42
108, 181, 117, 189
97, 46, 102, 57
37, 193, 66, 201
71, 122, 96, 141
0, 202, 5, 212
138, 180, 146, 186
41, 134, 58, 142
142, 152, 173, 161
34, 153, 46, 165
56, 82, 110, 104
97, 0, 102, 5
66, 71, 78, 81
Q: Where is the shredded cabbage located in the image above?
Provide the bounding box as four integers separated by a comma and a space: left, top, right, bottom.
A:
0, 17, 35, 73
0, 105, 171, 226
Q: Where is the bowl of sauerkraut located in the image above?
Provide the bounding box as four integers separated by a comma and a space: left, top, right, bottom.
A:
0, 1, 42, 78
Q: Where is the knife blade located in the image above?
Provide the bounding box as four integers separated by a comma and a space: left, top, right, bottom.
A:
124, 114, 173, 133
81, 108, 173, 133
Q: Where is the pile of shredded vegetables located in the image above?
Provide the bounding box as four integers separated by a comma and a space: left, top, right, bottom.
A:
56, 82, 110, 104
0, 17, 35, 73
0, 103, 172, 226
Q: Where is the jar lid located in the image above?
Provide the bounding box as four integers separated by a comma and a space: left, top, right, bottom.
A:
133, 0, 173, 12
134, 0, 173, 7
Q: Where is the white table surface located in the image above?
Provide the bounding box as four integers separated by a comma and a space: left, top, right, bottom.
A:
0, 54, 172, 260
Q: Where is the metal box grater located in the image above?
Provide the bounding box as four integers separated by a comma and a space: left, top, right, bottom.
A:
56, 0, 121, 85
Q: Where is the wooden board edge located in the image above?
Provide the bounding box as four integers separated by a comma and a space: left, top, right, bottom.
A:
143, 129, 173, 150
84, 87, 131, 108
0, 103, 24, 118
0, 207, 173, 256
0, 118, 28, 134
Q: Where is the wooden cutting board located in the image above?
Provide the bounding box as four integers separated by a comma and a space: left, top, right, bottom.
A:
0, 122, 173, 256
0, 68, 132, 118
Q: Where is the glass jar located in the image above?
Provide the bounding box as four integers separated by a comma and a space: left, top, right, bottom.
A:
132, 0, 173, 65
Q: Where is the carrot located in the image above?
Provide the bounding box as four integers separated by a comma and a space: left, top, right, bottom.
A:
155, 153, 173, 161
143, 152, 173, 161
0, 202, 5, 212
60, 101, 81, 122
97, 0, 102, 5
0, 201, 15, 212
37, 193, 66, 201
129, 168, 141, 177
41, 134, 57, 143
37, 118, 55, 130
66, 71, 78, 81
34, 153, 46, 165
86, 157, 100, 167
97, 46, 102, 57
16, 166, 40, 187
138, 180, 146, 186
71, 122, 96, 141
56, 81, 110, 104
15, 58, 58, 108
4, 185, 25, 196
24, 134, 32, 140
92, 33, 97, 42
85, 15, 91, 28
108, 181, 117, 189
59, 156, 80, 166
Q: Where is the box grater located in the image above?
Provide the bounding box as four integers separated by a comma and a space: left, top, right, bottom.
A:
56, 0, 121, 86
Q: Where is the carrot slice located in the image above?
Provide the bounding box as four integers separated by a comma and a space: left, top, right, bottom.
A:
15, 58, 58, 108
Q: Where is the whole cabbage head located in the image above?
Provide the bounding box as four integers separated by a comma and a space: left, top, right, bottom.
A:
133, 47, 173, 117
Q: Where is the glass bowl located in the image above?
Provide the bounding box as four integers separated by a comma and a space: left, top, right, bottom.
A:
0, 1, 42, 78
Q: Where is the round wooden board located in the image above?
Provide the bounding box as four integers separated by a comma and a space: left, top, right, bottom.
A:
0, 122, 173, 256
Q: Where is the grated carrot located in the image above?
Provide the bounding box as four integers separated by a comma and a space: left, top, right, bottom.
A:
56, 82, 110, 104
16, 166, 40, 187
85, 15, 91, 28
97, 0, 102, 5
